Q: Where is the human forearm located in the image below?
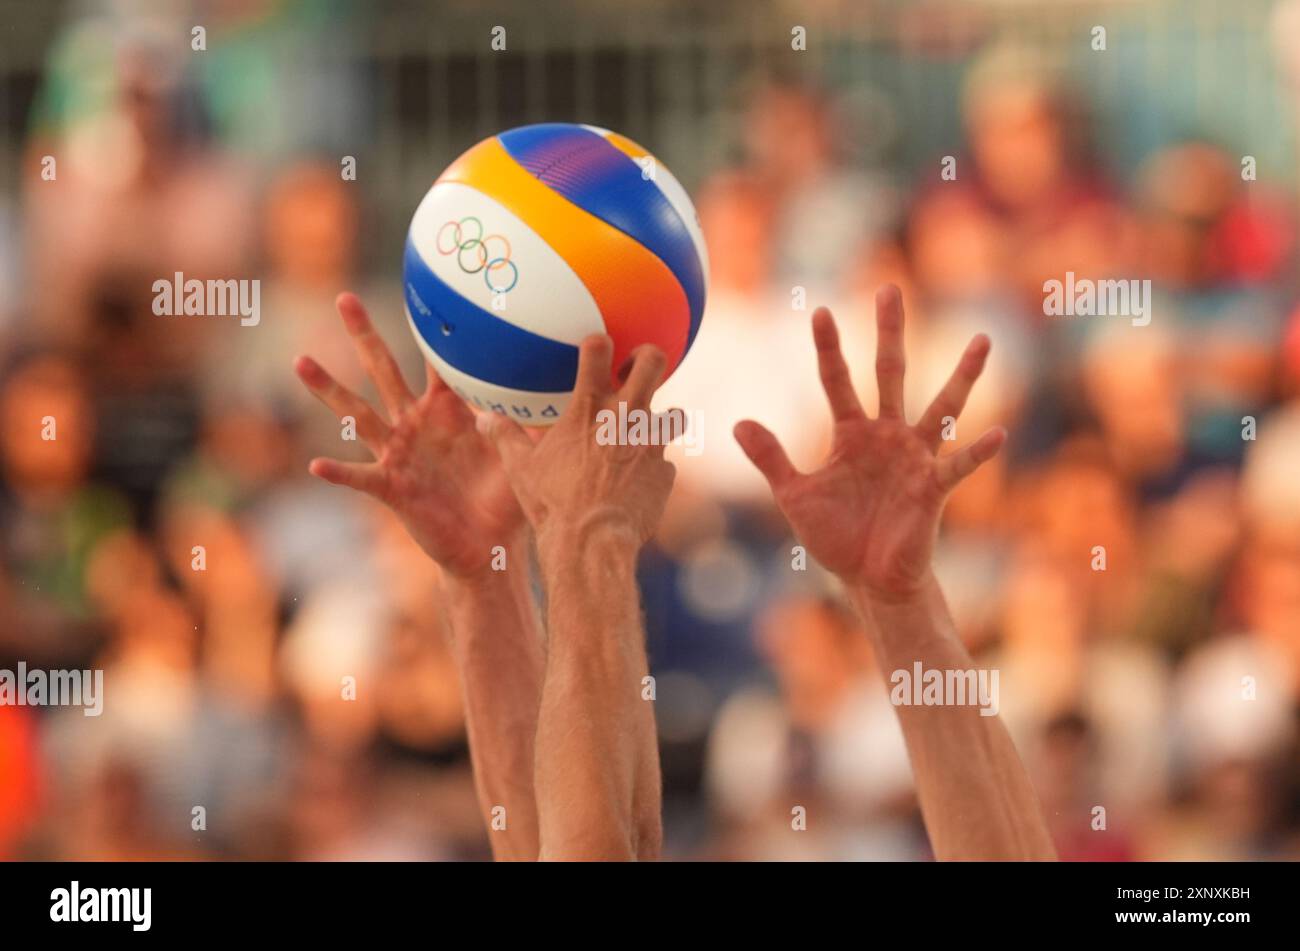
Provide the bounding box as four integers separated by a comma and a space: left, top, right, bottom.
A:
850, 572, 1056, 861
295, 295, 545, 857
733, 291, 1043, 858
474, 339, 675, 860
534, 519, 659, 860
443, 543, 545, 861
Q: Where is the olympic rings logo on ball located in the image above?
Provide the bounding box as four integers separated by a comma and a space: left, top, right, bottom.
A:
437, 217, 519, 294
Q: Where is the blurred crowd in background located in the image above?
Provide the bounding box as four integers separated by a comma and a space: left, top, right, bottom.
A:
1, 0, 1300, 861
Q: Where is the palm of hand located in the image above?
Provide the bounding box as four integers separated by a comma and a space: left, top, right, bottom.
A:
296, 293, 528, 579
779, 416, 944, 596
735, 291, 1004, 599
376, 388, 525, 575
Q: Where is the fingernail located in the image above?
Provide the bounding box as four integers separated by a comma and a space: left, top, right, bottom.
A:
475, 412, 493, 436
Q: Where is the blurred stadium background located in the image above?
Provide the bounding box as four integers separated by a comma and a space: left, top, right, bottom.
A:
1, 0, 1299, 860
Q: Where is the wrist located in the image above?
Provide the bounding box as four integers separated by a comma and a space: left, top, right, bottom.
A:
443, 561, 525, 598
442, 534, 532, 595
536, 508, 641, 574
850, 568, 939, 610
537, 511, 644, 649
441, 547, 541, 654
439, 525, 531, 584
848, 570, 955, 658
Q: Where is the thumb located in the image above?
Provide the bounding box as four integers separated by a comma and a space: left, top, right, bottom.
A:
734, 420, 798, 494
476, 411, 534, 474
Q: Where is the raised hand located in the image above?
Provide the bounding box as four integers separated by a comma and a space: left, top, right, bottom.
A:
295, 292, 526, 578
477, 334, 677, 860
737, 287, 1056, 861
297, 293, 547, 860
734, 285, 1004, 600
476, 335, 680, 555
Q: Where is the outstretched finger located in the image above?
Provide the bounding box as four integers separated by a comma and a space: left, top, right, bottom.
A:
619, 345, 669, 410
734, 420, 800, 495
573, 334, 615, 404
308, 457, 389, 498
295, 355, 390, 451
934, 426, 1006, 493
336, 292, 414, 419
812, 307, 864, 424
915, 334, 991, 450
874, 285, 906, 420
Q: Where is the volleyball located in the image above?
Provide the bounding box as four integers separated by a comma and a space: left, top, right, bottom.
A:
402, 123, 708, 424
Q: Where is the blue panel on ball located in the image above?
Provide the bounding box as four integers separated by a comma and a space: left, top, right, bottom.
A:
403, 238, 578, 393
498, 123, 706, 349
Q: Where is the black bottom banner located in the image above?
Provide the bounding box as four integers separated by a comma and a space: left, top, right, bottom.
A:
0, 860, 1280, 940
